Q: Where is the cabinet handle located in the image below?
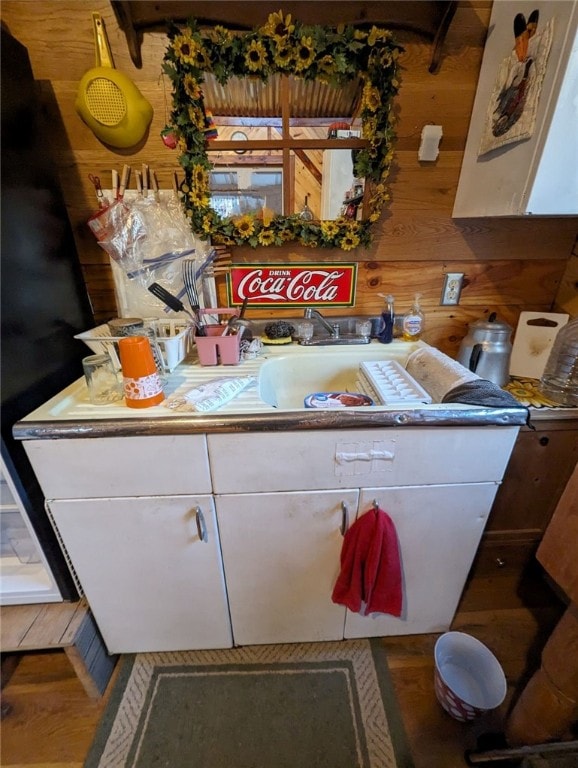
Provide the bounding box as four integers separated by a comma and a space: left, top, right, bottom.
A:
336, 449, 394, 464
195, 506, 208, 543
340, 501, 349, 537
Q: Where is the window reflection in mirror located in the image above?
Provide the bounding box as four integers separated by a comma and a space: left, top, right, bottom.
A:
209, 167, 283, 218
205, 72, 367, 221
208, 144, 363, 221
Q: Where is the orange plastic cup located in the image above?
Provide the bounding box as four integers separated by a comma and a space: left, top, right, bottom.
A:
118, 336, 164, 408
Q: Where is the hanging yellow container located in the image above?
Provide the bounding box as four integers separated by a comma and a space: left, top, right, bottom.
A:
75, 12, 153, 149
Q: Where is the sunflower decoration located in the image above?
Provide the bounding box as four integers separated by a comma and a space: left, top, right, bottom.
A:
233, 214, 257, 240
187, 105, 206, 132
317, 54, 336, 82
172, 33, 197, 66
258, 228, 278, 246
338, 221, 362, 251
261, 10, 295, 42
361, 82, 381, 113
245, 38, 269, 73
293, 36, 316, 72
320, 220, 340, 240
163, 12, 403, 249
273, 44, 294, 70
183, 74, 203, 100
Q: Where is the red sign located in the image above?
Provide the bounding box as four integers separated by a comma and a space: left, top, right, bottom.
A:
227, 263, 357, 307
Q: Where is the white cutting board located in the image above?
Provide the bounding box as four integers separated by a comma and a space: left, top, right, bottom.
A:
510, 311, 569, 379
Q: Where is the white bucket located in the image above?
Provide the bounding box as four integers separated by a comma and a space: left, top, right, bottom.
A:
434, 631, 507, 721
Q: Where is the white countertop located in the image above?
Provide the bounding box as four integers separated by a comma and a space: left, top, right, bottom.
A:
17, 340, 453, 421
13, 340, 537, 438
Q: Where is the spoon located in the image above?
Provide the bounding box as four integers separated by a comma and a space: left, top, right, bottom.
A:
221, 297, 250, 337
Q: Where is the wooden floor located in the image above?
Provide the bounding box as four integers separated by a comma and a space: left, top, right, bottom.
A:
0, 604, 565, 768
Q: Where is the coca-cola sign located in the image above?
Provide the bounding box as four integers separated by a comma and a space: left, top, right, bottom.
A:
227, 264, 357, 307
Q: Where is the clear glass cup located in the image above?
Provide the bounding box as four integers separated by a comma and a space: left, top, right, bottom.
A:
296, 321, 314, 341
82, 354, 124, 405
355, 319, 372, 339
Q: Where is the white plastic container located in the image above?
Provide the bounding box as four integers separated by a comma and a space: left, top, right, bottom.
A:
434, 631, 507, 721
75, 320, 191, 373
359, 360, 432, 406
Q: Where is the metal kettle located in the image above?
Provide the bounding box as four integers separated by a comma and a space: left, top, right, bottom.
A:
457, 313, 512, 386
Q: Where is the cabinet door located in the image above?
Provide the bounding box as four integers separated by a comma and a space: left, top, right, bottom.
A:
48, 495, 232, 653
344, 483, 498, 638
216, 490, 359, 645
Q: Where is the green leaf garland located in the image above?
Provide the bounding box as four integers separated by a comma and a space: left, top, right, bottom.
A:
163, 11, 403, 249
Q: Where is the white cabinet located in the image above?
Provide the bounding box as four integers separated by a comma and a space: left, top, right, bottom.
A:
48, 495, 232, 653
209, 427, 517, 645
24, 435, 231, 653
344, 484, 498, 638
453, 0, 578, 217
21, 424, 519, 651
216, 490, 358, 645
216, 483, 499, 646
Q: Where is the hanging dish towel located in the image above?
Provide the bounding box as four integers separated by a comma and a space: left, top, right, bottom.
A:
332, 505, 402, 617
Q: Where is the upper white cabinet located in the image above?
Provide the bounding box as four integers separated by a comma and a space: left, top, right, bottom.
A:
453, 1, 578, 217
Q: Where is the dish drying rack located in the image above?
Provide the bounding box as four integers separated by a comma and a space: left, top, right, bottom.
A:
75, 320, 192, 373
357, 360, 433, 406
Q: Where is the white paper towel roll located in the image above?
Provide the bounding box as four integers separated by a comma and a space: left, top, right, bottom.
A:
406, 346, 480, 403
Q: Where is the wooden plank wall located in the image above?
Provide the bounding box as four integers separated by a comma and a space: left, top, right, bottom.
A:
2, 1, 576, 356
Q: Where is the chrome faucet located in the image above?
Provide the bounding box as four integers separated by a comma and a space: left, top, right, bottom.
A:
303, 308, 340, 338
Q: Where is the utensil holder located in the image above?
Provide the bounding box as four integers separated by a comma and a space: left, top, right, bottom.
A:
195, 308, 240, 366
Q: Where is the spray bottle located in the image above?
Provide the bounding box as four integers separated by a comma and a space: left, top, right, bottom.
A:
376, 293, 395, 344
402, 293, 424, 341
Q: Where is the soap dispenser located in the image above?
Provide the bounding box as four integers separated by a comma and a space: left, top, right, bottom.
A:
402, 293, 424, 341
376, 293, 394, 344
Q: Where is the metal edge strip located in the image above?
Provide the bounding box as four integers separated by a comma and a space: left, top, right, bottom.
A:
13, 407, 529, 440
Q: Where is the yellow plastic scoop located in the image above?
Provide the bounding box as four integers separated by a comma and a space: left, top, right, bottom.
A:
75, 12, 153, 148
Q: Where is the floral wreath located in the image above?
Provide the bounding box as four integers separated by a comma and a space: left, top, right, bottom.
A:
163, 11, 403, 250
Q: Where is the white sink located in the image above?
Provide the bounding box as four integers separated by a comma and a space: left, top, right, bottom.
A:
258, 342, 418, 409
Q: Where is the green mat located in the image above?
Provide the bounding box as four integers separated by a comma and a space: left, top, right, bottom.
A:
85, 639, 413, 768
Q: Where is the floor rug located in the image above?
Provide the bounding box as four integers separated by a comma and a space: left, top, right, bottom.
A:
84, 638, 413, 768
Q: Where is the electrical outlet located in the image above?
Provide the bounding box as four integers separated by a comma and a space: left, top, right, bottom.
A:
440, 273, 464, 306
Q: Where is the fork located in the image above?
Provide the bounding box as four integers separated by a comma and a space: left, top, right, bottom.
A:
182, 259, 206, 336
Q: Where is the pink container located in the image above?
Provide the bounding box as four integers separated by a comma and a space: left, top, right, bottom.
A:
434, 631, 507, 721
195, 308, 240, 366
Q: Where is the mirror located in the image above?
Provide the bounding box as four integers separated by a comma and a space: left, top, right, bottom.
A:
163, 12, 402, 248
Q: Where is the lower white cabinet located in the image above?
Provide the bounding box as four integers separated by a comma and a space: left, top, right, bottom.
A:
47, 495, 232, 653
215, 490, 359, 645
344, 484, 498, 638
215, 483, 498, 646
22, 424, 518, 651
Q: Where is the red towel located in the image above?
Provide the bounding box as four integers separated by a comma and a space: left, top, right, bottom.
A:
331, 506, 402, 617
